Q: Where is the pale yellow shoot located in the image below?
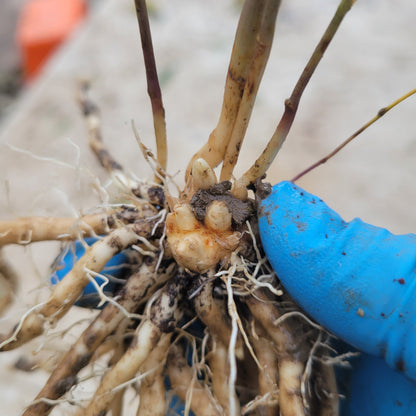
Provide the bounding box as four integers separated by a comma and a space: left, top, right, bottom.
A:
205, 201, 232, 233
191, 158, 218, 190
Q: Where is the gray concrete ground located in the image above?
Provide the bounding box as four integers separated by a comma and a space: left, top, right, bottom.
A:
0, 0, 22, 70
0, 0, 415, 414
0, 0, 26, 119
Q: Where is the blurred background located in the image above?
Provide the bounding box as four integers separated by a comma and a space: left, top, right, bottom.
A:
0, 0, 415, 414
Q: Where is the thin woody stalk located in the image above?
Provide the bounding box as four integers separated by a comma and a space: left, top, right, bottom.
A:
292, 87, 416, 181
78, 81, 137, 190
78, 80, 166, 201
237, 0, 356, 189
78, 81, 124, 175
134, 0, 168, 176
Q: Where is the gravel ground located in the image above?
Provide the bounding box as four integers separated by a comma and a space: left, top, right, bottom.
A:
0, 0, 415, 414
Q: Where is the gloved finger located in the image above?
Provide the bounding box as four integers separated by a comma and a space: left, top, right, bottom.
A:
339, 352, 416, 416
50, 237, 135, 308
258, 181, 416, 381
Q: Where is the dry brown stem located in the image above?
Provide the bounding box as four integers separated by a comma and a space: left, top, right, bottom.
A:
78, 81, 169, 204
0, 214, 110, 246
134, 0, 167, 176
167, 344, 221, 416
78, 81, 124, 174
292, 86, 416, 181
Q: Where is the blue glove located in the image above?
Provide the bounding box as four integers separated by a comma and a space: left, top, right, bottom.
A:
258, 181, 416, 415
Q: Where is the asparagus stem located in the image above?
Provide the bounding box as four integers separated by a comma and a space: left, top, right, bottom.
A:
220, 0, 281, 181
186, 0, 268, 178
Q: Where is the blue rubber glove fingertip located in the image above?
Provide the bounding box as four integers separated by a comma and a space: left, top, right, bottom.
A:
258, 181, 416, 381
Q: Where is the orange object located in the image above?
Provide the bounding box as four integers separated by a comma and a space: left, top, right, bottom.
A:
17, 0, 87, 81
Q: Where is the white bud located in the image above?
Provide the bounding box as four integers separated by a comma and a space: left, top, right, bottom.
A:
174, 204, 198, 231
205, 200, 232, 232
191, 158, 217, 190
231, 180, 248, 200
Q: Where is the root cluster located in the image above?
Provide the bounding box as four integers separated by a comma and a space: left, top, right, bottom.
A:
0, 148, 337, 415
0, 1, 355, 414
